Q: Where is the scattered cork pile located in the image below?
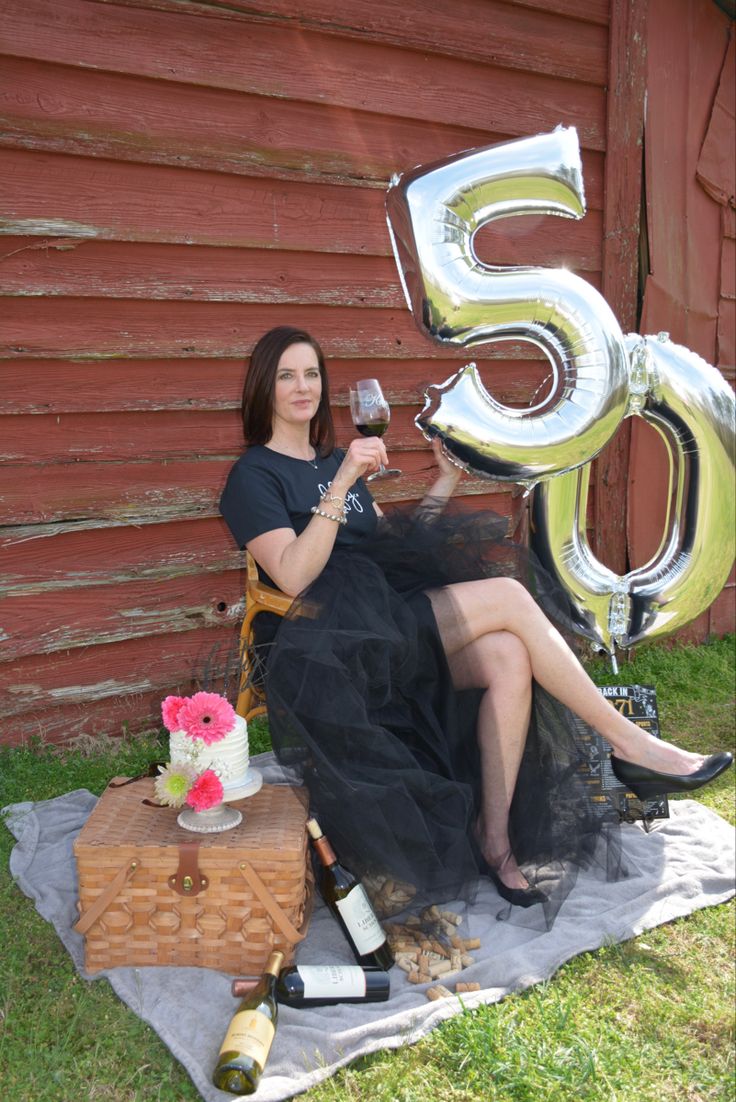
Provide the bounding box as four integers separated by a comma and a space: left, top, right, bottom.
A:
384, 904, 482, 1002
364, 873, 417, 918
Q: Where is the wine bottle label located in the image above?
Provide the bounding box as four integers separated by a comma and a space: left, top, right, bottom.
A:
334, 884, 385, 954
297, 965, 367, 999
218, 1009, 275, 1065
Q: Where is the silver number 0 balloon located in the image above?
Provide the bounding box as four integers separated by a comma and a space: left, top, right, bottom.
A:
387, 128, 736, 655
531, 333, 735, 653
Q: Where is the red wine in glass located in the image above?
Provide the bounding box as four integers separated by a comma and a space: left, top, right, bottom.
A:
355, 420, 390, 438
349, 380, 401, 481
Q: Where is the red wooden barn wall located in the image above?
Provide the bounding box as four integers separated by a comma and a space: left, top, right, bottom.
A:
628, 0, 735, 639
0, 0, 715, 747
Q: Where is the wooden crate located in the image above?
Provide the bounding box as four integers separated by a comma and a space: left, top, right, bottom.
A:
73, 779, 311, 974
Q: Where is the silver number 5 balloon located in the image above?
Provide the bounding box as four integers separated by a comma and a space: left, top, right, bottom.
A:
386, 126, 630, 483
387, 128, 735, 655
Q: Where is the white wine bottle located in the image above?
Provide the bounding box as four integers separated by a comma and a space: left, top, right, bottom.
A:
213, 949, 283, 1095
307, 818, 394, 970
232, 964, 391, 1008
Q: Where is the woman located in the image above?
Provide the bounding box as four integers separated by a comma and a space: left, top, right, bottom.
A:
220, 326, 732, 913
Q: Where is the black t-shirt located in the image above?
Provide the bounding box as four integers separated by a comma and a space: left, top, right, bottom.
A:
219, 445, 378, 585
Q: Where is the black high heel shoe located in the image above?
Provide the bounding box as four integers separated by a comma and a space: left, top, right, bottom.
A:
610, 751, 733, 800
482, 851, 547, 908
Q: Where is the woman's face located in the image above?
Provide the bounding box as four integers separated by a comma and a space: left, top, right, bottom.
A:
271, 342, 323, 434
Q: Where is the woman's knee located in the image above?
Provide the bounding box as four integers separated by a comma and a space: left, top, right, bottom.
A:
476, 631, 532, 692
492, 630, 532, 679
493, 576, 530, 603
485, 576, 538, 620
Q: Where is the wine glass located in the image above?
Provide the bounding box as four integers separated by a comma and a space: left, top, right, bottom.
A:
349, 379, 401, 481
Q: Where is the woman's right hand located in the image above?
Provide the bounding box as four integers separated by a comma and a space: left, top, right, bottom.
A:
333, 436, 388, 489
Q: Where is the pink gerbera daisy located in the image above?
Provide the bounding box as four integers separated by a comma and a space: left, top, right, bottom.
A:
161, 695, 187, 733
177, 692, 234, 746
186, 769, 224, 812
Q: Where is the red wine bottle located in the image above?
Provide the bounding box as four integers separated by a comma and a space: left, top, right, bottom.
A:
307, 818, 394, 970
213, 950, 283, 1095
232, 964, 390, 1007
355, 421, 389, 438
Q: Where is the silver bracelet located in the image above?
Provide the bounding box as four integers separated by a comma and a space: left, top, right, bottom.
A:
310, 506, 348, 526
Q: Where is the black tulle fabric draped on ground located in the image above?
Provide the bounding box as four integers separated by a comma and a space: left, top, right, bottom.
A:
260, 504, 624, 924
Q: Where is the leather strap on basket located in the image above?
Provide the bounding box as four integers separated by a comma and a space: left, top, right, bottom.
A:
238, 860, 306, 944
168, 842, 208, 896
74, 859, 139, 935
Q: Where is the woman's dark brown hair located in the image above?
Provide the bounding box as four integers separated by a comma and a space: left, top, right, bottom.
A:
241, 326, 335, 454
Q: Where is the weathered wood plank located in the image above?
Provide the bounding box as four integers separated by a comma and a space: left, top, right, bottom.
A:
0, 457, 231, 525
0, 487, 515, 658
602, 0, 647, 333
0, 453, 506, 526
97, 0, 611, 29
0, 692, 166, 746
0, 149, 605, 254
0, 239, 405, 306
209, 0, 610, 80
504, 0, 609, 21
0, 409, 244, 462
0, 623, 240, 719
0, 55, 608, 181
0, 357, 249, 414
0, 353, 560, 414
0, 280, 604, 361
0, 233, 603, 307
0, 150, 385, 253
708, 583, 735, 637
0, 569, 244, 660
593, 0, 648, 575
0, 517, 238, 595
0, 391, 561, 461
0, 0, 608, 94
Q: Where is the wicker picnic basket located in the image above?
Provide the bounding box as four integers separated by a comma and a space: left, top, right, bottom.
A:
73, 778, 312, 975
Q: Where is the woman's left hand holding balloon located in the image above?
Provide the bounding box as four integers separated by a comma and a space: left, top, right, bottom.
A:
419, 438, 462, 510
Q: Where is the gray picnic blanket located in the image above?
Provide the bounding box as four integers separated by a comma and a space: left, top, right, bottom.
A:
3, 751, 734, 1102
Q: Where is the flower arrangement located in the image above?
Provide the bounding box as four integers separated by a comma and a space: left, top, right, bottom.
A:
155, 691, 236, 812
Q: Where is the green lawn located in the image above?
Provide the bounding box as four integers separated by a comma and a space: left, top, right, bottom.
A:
1, 638, 734, 1102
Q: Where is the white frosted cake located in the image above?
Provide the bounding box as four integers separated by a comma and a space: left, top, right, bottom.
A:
170, 714, 262, 802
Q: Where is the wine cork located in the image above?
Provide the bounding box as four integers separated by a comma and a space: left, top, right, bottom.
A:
455, 982, 481, 993
463, 937, 481, 950
428, 959, 452, 977
426, 984, 453, 1001
306, 818, 323, 839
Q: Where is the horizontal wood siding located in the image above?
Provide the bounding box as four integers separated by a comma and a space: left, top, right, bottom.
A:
0, 0, 614, 745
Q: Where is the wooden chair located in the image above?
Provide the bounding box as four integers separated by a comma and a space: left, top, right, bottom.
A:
235, 552, 293, 721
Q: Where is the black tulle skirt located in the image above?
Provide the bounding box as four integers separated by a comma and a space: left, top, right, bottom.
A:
261, 505, 624, 925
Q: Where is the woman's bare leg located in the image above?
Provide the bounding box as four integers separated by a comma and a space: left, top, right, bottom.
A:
444, 630, 533, 889
429, 577, 706, 777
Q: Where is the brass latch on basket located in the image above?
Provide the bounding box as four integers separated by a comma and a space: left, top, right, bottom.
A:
168, 841, 208, 896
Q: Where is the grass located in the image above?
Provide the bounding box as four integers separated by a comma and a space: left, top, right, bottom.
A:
1, 638, 734, 1102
